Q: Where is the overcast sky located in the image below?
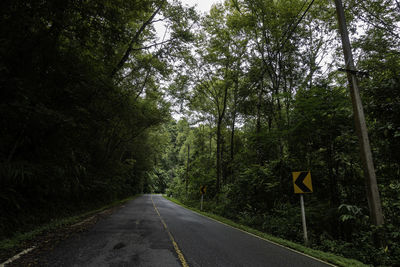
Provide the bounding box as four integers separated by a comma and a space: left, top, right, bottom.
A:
155, 0, 221, 42
180, 0, 222, 13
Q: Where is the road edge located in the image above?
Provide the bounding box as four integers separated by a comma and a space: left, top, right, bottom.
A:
0, 194, 140, 266
163, 195, 368, 267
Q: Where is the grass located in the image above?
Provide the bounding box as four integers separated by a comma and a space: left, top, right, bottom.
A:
163, 195, 369, 267
0, 195, 139, 254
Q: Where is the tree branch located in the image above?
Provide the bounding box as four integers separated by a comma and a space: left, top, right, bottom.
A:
111, 3, 164, 78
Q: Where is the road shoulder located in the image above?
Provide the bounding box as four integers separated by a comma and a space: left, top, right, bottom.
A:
0, 195, 139, 266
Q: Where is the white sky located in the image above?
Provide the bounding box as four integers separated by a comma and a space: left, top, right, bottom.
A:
180, 0, 222, 14
155, 0, 221, 42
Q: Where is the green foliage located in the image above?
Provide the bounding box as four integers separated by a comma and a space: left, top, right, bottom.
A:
339, 204, 363, 223
0, 0, 197, 238
2, 0, 399, 265
163, 0, 400, 265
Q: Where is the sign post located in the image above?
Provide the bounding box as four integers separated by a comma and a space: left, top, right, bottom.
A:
300, 194, 308, 245
200, 185, 206, 211
292, 171, 312, 246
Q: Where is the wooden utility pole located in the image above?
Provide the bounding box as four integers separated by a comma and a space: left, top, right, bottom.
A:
186, 144, 190, 197
333, 0, 384, 226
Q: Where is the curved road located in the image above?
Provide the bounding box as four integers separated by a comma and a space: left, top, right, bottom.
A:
36, 194, 331, 266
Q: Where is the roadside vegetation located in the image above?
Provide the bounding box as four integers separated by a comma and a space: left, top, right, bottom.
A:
1, 0, 399, 266
159, 1, 399, 265
0, 0, 197, 240
0, 195, 138, 262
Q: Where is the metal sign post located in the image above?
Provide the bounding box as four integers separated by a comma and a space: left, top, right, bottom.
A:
300, 194, 308, 245
200, 185, 206, 211
292, 171, 312, 246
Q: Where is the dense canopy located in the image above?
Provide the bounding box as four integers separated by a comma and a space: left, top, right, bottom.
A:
1, 0, 399, 265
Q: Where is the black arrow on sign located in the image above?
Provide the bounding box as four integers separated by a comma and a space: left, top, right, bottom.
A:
201, 186, 206, 194
295, 172, 311, 193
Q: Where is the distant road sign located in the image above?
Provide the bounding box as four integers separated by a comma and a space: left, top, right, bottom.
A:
200, 185, 207, 195
292, 171, 313, 193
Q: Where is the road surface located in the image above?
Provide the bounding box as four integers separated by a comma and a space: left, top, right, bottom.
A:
34, 194, 332, 266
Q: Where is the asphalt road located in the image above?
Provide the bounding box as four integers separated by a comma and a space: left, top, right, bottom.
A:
34, 194, 332, 266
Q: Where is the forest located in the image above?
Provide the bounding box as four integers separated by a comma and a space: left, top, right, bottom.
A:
1, 0, 399, 265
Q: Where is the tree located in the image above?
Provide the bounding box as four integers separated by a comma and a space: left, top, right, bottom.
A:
0, 0, 198, 238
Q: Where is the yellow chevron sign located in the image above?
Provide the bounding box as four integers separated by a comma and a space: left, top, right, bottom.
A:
200, 185, 207, 195
292, 171, 313, 193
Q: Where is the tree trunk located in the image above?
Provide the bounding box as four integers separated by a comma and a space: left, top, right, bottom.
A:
216, 119, 222, 193
328, 140, 339, 237
216, 76, 230, 194
186, 144, 190, 197
221, 134, 226, 185
230, 110, 236, 181
230, 74, 239, 181
209, 119, 213, 159
256, 83, 263, 166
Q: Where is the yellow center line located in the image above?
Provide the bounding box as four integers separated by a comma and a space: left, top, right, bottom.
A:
151, 195, 189, 267
165, 198, 336, 267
